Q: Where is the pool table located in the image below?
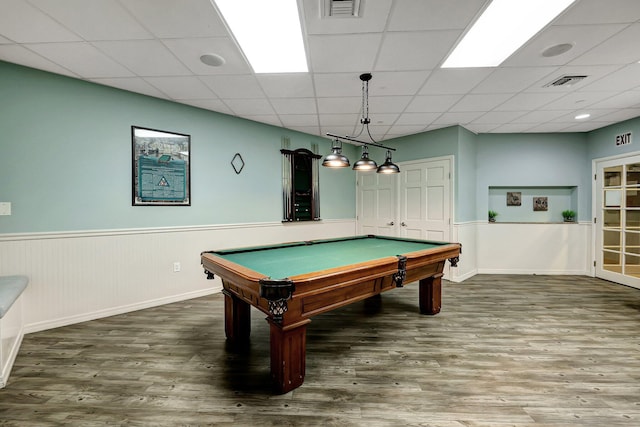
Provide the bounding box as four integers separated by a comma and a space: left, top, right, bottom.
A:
201, 235, 461, 393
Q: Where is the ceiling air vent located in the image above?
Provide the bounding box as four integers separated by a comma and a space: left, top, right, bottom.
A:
544, 75, 588, 87
322, 0, 361, 18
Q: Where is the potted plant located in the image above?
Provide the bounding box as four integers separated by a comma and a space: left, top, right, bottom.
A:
562, 210, 576, 222
488, 210, 498, 222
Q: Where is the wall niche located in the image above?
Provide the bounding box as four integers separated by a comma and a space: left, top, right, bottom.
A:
488, 186, 578, 223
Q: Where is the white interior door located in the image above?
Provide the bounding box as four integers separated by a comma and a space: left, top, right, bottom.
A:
595, 154, 640, 289
399, 158, 451, 242
356, 171, 398, 236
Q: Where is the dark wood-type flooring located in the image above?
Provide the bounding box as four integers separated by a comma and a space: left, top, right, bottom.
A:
1, 274, 640, 426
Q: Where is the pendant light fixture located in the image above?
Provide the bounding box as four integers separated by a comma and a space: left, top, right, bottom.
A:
324, 73, 400, 174
321, 139, 350, 168
352, 145, 377, 171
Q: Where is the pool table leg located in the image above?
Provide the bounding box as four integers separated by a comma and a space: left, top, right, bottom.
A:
419, 274, 442, 315
222, 289, 251, 341
268, 319, 310, 394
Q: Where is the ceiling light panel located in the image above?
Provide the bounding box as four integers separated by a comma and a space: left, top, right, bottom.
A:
213, 0, 308, 73
442, 0, 576, 68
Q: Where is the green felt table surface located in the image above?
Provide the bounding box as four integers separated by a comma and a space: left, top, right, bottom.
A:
211, 236, 446, 279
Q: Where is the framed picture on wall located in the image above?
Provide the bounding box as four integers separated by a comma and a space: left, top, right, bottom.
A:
533, 197, 548, 211
132, 126, 191, 206
507, 192, 522, 206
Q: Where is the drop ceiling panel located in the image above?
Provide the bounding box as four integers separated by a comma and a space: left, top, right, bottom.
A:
405, 95, 463, 113
434, 111, 485, 126
568, 23, 640, 66
200, 75, 264, 99
420, 69, 493, 95
257, 74, 315, 98
503, 24, 627, 67
364, 71, 431, 96
510, 110, 569, 124
317, 97, 361, 114
91, 77, 168, 98
307, 34, 381, 73
367, 96, 412, 113
270, 98, 317, 115
313, 73, 367, 98
375, 30, 460, 71
244, 115, 282, 127
319, 113, 361, 127
0, 0, 82, 43
387, 0, 486, 31
0, 44, 79, 77
144, 76, 216, 99
180, 99, 233, 115
279, 114, 319, 127
121, 0, 228, 38
163, 37, 251, 75
555, 0, 640, 25
30, 0, 152, 41
473, 111, 528, 125
581, 63, 640, 92
471, 67, 559, 94
224, 99, 276, 116
587, 91, 640, 110
495, 93, 565, 111
93, 40, 192, 76
449, 93, 513, 112
26, 42, 134, 78
393, 112, 441, 126
527, 64, 623, 93
543, 91, 618, 110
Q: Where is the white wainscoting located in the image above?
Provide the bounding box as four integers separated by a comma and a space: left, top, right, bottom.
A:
477, 222, 592, 275
451, 221, 478, 282
0, 220, 356, 334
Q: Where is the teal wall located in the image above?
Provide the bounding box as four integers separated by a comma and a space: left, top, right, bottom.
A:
456, 127, 478, 223
587, 116, 640, 160
475, 133, 590, 221
3, 60, 640, 233
0, 61, 356, 233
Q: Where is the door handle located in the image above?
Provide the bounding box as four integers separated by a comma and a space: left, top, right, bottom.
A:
387, 221, 394, 226
401, 222, 407, 227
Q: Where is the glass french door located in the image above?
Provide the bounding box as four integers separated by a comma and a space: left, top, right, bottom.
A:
597, 156, 640, 288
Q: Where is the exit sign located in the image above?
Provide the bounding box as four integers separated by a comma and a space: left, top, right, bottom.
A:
616, 132, 632, 146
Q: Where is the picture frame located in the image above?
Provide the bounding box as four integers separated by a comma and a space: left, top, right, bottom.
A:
507, 192, 521, 206
132, 126, 190, 206
533, 196, 548, 211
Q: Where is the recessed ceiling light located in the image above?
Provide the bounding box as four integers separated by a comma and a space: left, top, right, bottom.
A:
213, 0, 308, 73
442, 0, 577, 68
575, 113, 591, 120
200, 54, 226, 67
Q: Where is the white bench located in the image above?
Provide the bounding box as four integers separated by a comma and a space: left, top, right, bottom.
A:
0, 275, 28, 388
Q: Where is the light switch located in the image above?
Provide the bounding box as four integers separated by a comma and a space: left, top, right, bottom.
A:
0, 202, 12, 216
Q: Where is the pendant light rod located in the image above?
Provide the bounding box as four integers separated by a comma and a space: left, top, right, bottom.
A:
325, 133, 396, 152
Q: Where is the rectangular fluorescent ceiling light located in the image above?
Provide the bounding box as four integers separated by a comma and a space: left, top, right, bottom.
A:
442, 0, 576, 68
213, 0, 308, 73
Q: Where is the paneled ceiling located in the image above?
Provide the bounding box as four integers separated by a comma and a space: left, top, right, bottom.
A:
1, 0, 640, 141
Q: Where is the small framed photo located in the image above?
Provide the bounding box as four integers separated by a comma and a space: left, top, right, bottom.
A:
533, 197, 548, 211
132, 126, 191, 206
507, 192, 521, 206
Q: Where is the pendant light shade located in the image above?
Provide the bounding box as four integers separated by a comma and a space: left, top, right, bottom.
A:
376, 150, 400, 174
325, 73, 400, 174
322, 139, 350, 168
352, 145, 377, 171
